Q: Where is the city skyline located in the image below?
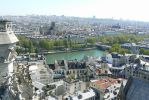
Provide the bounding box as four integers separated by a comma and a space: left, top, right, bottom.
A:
0, 0, 149, 22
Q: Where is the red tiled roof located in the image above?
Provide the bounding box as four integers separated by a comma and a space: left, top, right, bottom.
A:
94, 78, 118, 90
95, 69, 108, 74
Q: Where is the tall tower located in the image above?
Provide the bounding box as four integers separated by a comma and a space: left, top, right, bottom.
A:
0, 20, 18, 84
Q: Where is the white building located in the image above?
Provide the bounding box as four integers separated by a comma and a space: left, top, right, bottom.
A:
64, 79, 86, 94
49, 80, 65, 96
64, 88, 96, 100
29, 63, 53, 85
105, 53, 125, 67
106, 54, 113, 64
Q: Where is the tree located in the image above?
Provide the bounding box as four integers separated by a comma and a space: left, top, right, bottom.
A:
140, 48, 149, 55
109, 43, 129, 54
17, 35, 35, 53
16, 47, 22, 55
86, 38, 96, 44
28, 41, 35, 53
39, 39, 54, 50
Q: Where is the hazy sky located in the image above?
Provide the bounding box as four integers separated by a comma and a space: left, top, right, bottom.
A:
0, 0, 149, 21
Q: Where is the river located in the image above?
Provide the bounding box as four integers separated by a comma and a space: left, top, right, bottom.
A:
46, 49, 105, 64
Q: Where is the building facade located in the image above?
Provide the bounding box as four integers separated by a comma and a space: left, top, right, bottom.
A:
0, 20, 18, 84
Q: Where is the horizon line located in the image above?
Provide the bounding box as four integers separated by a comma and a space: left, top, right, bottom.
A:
1, 14, 149, 23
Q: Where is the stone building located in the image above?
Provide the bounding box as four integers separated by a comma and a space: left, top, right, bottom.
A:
0, 20, 18, 84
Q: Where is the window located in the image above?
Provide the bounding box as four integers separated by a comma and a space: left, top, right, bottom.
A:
79, 70, 81, 73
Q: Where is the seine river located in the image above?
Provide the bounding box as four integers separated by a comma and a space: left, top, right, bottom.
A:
46, 49, 105, 64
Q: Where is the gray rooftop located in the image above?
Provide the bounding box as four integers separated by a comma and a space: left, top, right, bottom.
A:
0, 20, 18, 44
0, 32, 18, 44
124, 77, 149, 100
0, 20, 11, 23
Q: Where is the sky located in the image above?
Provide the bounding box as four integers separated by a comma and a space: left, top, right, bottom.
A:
0, 0, 149, 21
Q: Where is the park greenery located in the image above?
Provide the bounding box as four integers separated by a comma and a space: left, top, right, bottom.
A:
140, 48, 149, 55
99, 34, 149, 45
16, 35, 88, 54
16, 36, 35, 54
108, 44, 130, 55
16, 34, 149, 55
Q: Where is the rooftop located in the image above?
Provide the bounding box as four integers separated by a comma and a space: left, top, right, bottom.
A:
0, 32, 18, 44
67, 61, 86, 69
48, 96, 57, 100
124, 77, 149, 100
64, 78, 79, 84
91, 77, 123, 90
111, 52, 123, 58
95, 68, 112, 75
65, 89, 96, 100
0, 20, 11, 23
0, 20, 18, 44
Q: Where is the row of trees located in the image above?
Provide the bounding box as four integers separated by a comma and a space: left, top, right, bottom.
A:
38, 39, 87, 50
16, 34, 148, 54
99, 34, 149, 45
140, 48, 149, 55
16, 36, 35, 54
16, 35, 97, 54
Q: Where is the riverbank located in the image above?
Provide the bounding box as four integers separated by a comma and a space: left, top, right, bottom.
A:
46, 49, 105, 64
43, 47, 99, 55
